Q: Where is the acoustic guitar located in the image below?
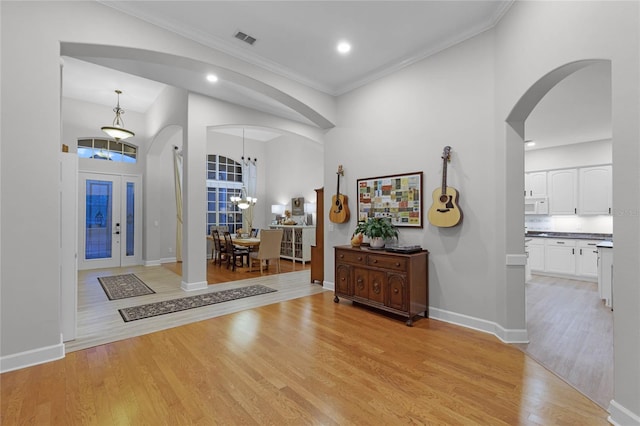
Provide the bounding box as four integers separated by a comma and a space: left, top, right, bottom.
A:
428, 146, 462, 227
329, 165, 350, 223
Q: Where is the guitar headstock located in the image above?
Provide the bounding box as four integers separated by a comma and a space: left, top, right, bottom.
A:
337, 165, 344, 176
442, 146, 452, 162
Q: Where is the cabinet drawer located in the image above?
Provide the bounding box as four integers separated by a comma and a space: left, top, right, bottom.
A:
336, 250, 367, 265
546, 239, 576, 247
367, 254, 407, 271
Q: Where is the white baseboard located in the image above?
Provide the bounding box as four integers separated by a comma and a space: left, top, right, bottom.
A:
608, 399, 640, 426
325, 284, 528, 343
160, 257, 177, 264
422, 307, 529, 343
181, 280, 207, 291
0, 334, 65, 373
144, 259, 162, 266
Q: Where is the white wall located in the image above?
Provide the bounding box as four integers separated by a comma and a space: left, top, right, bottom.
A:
525, 139, 612, 171
2, 2, 639, 422
263, 133, 323, 219
0, 0, 331, 366
327, 29, 499, 325
144, 86, 188, 264
495, 1, 639, 421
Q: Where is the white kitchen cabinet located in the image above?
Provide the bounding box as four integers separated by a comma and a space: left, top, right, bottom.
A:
526, 238, 545, 272
269, 225, 316, 264
597, 245, 613, 308
544, 238, 576, 275
525, 171, 547, 198
576, 240, 600, 278
548, 169, 578, 215
579, 165, 612, 215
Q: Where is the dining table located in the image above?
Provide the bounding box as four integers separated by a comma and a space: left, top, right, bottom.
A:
231, 236, 261, 249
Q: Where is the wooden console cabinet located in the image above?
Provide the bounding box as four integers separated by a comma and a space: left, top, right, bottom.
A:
334, 245, 429, 326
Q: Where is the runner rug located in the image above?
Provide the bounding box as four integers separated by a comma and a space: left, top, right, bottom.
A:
118, 284, 277, 322
98, 274, 156, 300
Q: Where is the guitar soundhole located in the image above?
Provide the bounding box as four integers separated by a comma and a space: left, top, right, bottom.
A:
439, 194, 449, 203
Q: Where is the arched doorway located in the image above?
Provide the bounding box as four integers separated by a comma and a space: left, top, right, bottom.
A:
505, 59, 612, 406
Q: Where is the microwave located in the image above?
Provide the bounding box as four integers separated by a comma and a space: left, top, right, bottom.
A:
525, 197, 548, 215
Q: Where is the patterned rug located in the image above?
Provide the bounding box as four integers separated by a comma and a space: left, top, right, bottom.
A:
118, 284, 277, 322
98, 274, 156, 300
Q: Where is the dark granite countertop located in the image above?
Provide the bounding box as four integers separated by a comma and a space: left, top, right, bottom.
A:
525, 231, 612, 241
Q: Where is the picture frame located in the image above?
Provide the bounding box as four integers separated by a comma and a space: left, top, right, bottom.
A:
357, 172, 423, 227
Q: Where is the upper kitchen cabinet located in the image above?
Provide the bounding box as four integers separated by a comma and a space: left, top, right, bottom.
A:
525, 171, 547, 198
548, 169, 578, 215
579, 165, 612, 215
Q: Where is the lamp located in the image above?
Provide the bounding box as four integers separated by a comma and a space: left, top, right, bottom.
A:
101, 90, 135, 141
230, 129, 257, 210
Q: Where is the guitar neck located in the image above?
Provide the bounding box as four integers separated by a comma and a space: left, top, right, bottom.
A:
441, 159, 448, 195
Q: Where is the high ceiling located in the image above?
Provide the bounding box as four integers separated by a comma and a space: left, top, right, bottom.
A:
63, 1, 611, 147
64, 1, 512, 121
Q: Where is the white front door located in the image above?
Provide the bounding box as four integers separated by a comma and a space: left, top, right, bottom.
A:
78, 173, 142, 270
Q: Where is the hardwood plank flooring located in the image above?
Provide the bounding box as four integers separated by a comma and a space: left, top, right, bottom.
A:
514, 274, 613, 410
2, 291, 608, 425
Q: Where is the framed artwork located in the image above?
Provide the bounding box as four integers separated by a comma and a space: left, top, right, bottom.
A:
291, 197, 305, 216
357, 171, 423, 227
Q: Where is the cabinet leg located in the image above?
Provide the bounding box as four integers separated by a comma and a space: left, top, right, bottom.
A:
334, 295, 339, 303
405, 317, 414, 327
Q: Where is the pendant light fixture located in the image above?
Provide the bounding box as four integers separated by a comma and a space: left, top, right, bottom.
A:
230, 128, 257, 210
101, 89, 135, 141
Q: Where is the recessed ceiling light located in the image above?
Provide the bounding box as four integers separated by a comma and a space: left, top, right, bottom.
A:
337, 41, 351, 55
206, 74, 219, 83
526, 141, 536, 147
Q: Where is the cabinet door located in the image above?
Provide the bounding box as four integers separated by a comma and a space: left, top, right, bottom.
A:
548, 169, 577, 215
525, 172, 547, 198
576, 240, 599, 278
335, 264, 352, 295
353, 267, 369, 299
387, 274, 407, 311
579, 166, 612, 215
544, 240, 576, 275
527, 239, 545, 271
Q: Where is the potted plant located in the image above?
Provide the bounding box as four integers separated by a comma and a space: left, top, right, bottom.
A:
353, 217, 398, 248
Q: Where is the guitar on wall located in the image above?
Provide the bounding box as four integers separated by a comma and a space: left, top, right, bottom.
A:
428, 146, 462, 227
329, 165, 350, 223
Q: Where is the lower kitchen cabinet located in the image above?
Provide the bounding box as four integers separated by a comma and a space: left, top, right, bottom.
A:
576, 240, 600, 278
545, 239, 576, 275
597, 244, 613, 308
529, 237, 601, 281
334, 245, 428, 326
526, 238, 545, 271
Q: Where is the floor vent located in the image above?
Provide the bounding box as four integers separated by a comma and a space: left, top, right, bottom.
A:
234, 31, 257, 45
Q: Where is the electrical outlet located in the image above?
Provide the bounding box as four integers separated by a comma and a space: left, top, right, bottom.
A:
168, 247, 173, 253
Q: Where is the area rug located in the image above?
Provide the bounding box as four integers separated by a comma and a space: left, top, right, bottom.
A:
98, 274, 156, 300
118, 284, 277, 322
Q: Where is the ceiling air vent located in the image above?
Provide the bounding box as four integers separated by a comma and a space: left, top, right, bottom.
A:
234, 31, 257, 45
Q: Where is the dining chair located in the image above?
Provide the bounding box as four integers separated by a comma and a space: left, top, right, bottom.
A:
249, 229, 283, 274
211, 230, 227, 266
223, 231, 249, 271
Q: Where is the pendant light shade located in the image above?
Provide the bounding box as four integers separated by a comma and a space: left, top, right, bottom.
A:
101, 90, 135, 140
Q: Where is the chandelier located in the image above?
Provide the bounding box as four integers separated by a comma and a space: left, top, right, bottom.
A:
101, 89, 135, 140
230, 128, 257, 210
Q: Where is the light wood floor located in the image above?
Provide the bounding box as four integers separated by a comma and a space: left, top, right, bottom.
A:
68, 259, 318, 353
2, 291, 608, 425
515, 274, 613, 410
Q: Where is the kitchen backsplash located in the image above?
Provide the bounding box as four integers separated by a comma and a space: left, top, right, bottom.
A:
525, 215, 613, 234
